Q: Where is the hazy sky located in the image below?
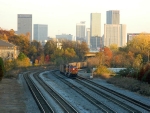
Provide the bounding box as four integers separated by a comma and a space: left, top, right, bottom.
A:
0, 0, 150, 37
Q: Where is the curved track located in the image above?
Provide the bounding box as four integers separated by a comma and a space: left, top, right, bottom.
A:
33, 72, 78, 113
23, 72, 54, 113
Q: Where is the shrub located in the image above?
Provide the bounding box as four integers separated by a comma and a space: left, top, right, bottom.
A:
94, 65, 113, 78
0, 57, 5, 81
117, 68, 139, 78
138, 63, 150, 80
17, 52, 31, 67
142, 70, 150, 83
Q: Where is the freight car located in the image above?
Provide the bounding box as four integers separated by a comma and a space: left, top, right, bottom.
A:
68, 61, 87, 69
59, 61, 87, 78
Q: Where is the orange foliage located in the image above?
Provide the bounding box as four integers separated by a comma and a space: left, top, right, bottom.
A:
45, 55, 50, 63
103, 47, 112, 66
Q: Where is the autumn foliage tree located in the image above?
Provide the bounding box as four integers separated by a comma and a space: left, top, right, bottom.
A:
103, 47, 112, 67
0, 29, 15, 41
127, 33, 150, 63
17, 52, 31, 67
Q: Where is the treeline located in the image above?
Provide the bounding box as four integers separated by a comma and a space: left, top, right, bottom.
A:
0, 29, 89, 66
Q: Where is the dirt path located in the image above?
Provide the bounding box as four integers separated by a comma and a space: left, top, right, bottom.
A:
0, 78, 26, 113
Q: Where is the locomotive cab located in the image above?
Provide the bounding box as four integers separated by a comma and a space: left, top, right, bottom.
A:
68, 65, 78, 77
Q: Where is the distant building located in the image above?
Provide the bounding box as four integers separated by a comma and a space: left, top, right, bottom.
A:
34, 24, 48, 43
0, 40, 20, 60
90, 13, 101, 50
104, 24, 126, 47
76, 21, 86, 42
127, 33, 140, 42
104, 10, 126, 47
107, 10, 120, 24
17, 14, 32, 41
127, 33, 150, 43
56, 34, 73, 41
86, 28, 90, 48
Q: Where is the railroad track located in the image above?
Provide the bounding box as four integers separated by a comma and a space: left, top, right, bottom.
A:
75, 77, 142, 113
23, 72, 54, 113
77, 76, 150, 112
51, 71, 117, 113
33, 72, 78, 113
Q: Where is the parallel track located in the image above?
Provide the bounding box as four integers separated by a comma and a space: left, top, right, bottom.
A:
77, 76, 150, 112
23, 72, 54, 113
33, 72, 78, 113
75, 77, 142, 113
52, 71, 116, 113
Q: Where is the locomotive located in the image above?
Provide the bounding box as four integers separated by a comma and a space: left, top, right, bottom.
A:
59, 62, 87, 78
60, 64, 78, 77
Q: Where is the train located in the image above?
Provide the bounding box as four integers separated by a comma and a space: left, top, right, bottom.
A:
59, 61, 87, 78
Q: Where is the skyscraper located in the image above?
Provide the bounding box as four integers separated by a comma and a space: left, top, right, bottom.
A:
34, 24, 48, 42
104, 24, 126, 47
104, 10, 126, 47
90, 13, 101, 50
107, 10, 120, 24
17, 14, 32, 41
76, 21, 86, 42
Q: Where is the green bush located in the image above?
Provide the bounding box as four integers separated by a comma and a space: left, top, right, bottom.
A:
0, 57, 5, 81
117, 68, 137, 77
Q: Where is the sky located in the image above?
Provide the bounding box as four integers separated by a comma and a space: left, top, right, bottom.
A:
0, 0, 150, 38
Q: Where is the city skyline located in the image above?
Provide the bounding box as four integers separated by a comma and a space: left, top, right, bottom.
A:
0, 0, 150, 37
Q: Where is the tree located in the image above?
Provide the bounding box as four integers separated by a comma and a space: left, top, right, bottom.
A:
17, 52, 31, 67
44, 40, 57, 56
76, 41, 89, 60
30, 40, 43, 56
8, 34, 30, 56
103, 47, 112, 67
28, 40, 43, 63
17, 52, 27, 60
86, 56, 100, 68
0, 29, 15, 40
113, 54, 125, 67
45, 55, 50, 63
61, 40, 74, 50
127, 33, 150, 62
133, 54, 143, 69
3, 34, 8, 41
28, 45, 37, 63
65, 48, 76, 58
